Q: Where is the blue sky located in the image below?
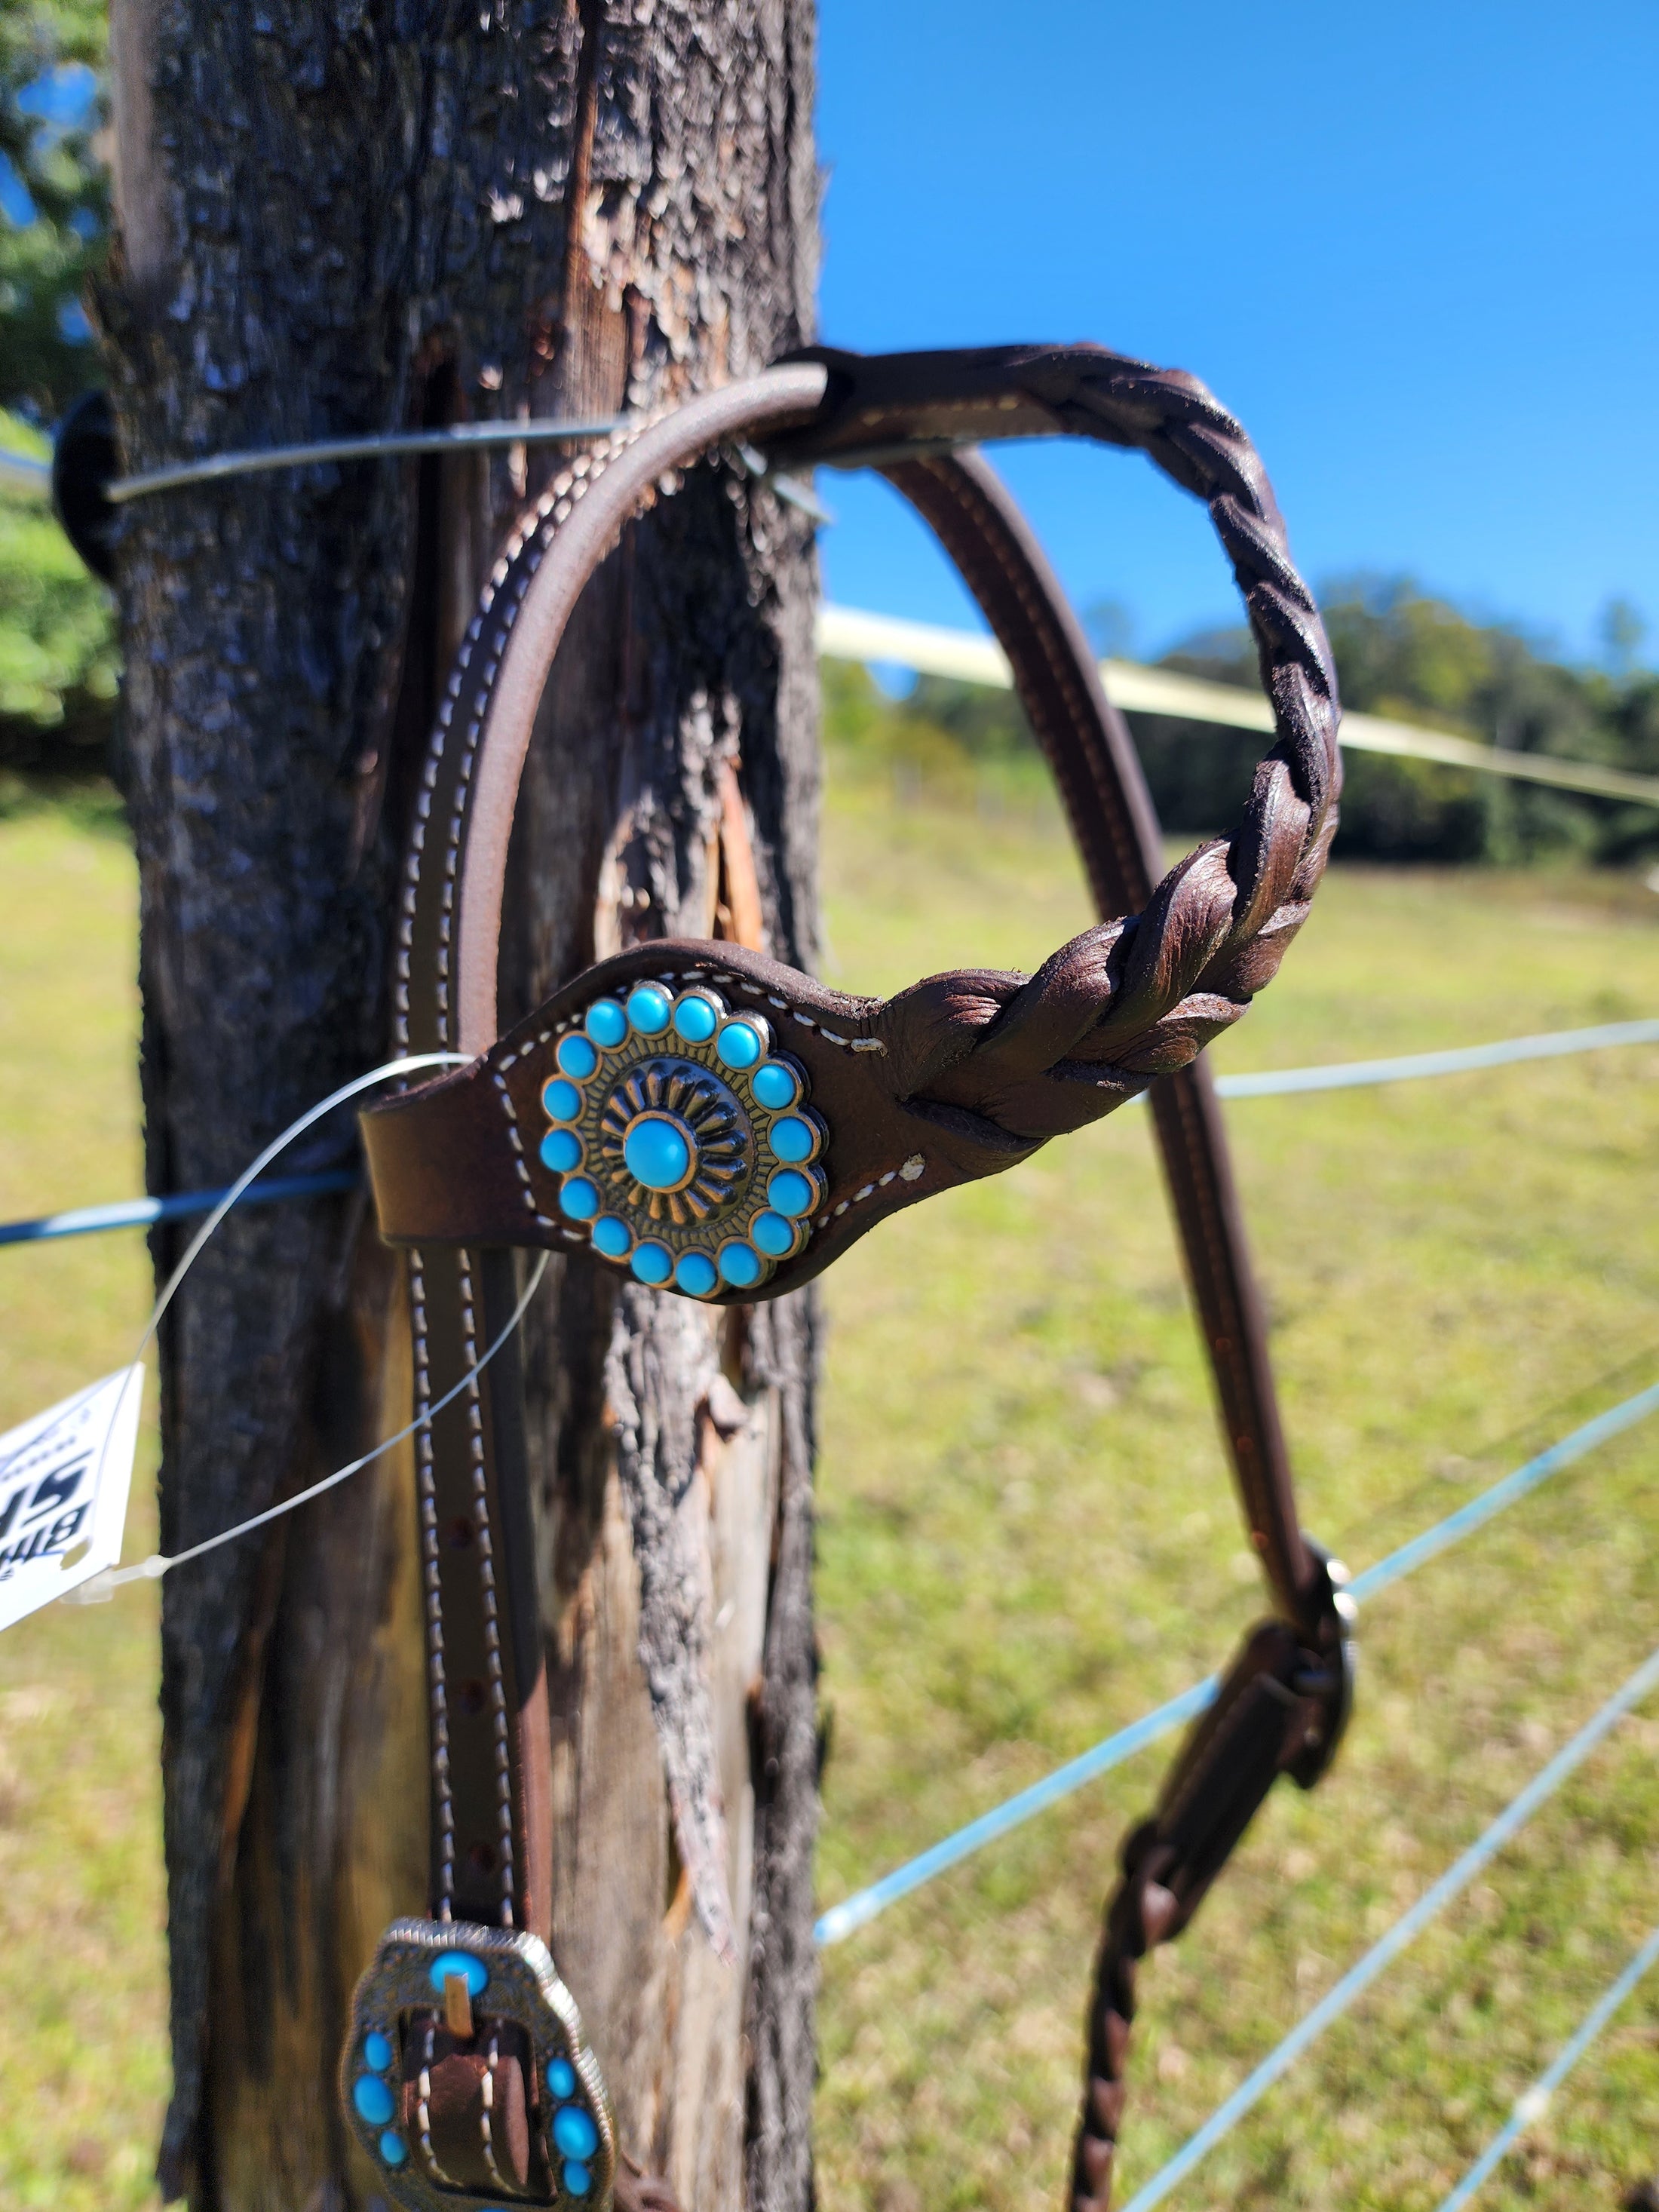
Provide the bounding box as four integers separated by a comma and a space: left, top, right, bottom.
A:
813, 1, 1659, 665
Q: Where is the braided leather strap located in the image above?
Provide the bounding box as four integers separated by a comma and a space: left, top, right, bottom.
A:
1071, 1568, 1355, 2211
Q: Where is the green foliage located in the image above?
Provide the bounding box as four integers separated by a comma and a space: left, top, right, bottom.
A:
823, 579, 1659, 867
0, 411, 117, 795
0, 0, 108, 422
0, 4, 115, 796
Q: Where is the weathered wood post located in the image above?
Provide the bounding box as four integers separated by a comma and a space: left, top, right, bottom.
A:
102, 5, 821, 2204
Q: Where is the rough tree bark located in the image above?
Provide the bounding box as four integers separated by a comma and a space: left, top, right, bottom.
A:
102, 5, 821, 2207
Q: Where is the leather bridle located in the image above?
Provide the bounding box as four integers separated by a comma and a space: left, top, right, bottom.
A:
339, 345, 1356, 2212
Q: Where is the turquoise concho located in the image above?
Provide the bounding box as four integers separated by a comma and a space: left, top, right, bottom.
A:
536, 980, 828, 1297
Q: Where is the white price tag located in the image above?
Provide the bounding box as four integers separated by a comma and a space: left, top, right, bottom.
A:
0, 1367, 143, 1631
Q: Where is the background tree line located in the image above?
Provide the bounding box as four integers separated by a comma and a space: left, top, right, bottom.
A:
4, 0, 1657, 866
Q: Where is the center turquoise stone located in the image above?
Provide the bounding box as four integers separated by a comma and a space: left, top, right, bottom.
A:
624, 1112, 694, 1192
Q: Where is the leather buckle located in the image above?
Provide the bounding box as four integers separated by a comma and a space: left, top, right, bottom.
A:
342, 1919, 615, 2209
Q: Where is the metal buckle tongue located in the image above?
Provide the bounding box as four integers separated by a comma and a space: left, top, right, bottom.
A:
342, 1919, 615, 2210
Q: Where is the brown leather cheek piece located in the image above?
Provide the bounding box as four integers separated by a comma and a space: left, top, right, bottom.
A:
357, 346, 1355, 2212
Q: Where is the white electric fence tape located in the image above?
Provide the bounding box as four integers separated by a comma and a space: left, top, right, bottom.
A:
816, 603, 1659, 811
0, 1052, 558, 1622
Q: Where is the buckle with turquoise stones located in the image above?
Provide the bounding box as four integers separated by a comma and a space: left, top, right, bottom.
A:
342, 1919, 615, 2210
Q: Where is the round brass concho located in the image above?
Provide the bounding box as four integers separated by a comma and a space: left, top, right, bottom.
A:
601, 1060, 748, 1224
535, 981, 829, 1298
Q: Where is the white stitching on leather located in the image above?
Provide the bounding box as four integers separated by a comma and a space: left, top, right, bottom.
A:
825, 1156, 923, 1225
409, 1256, 455, 1922
491, 968, 885, 1072
417, 2022, 455, 2185
479, 2032, 504, 2188
394, 419, 649, 1055
455, 1250, 516, 1928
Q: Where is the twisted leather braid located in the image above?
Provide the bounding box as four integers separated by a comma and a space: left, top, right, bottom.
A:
877, 799, 1335, 1146
1072, 1830, 1179, 2212
782, 346, 1344, 1148
1066, 1615, 1344, 2212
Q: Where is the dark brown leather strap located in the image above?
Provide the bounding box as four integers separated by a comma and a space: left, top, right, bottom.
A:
389, 373, 834, 1946
875, 449, 1320, 1632
371, 345, 1351, 2209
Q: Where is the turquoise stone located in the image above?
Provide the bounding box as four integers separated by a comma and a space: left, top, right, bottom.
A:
585, 998, 627, 1048
547, 2057, 577, 2100
768, 1115, 814, 1164
767, 1169, 814, 1220
353, 2074, 395, 2125
624, 1113, 692, 1191
553, 2106, 600, 2161
626, 983, 673, 1035
675, 1251, 718, 1297
557, 1032, 598, 1079
591, 1215, 632, 1259
363, 2029, 394, 2072
558, 1176, 600, 1221
717, 1241, 762, 1288
428, 1950, 489, 1998
716, 1020, 762, 1070
542, 1077, 582, 1122
630, 1241, 673, 1286
751, 1061, 798, 1109
379, 2131, 408, 2168
564, 2161, 593, 2196
540, 1127, 582, 1173
751, 1209, 796, 1258
673, 993, 719, 1043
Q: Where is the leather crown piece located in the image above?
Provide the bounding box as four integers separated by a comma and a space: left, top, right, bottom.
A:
350, 342, 1354, 2212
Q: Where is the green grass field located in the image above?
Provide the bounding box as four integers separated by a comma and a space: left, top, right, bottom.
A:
3, 757, 1658, 2211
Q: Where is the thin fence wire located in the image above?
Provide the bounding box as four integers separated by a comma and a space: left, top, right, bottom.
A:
814, 1377, 1659, 1946
0, 1054, 466, 1551
5, 1017, 1653, 1251
80, 1248, 549, 1591
1210, 1017, 1659, 1098
104, 415, 626, 501
815, 1679, 1221, 1945
1117, 1641, 1659, 2212
7, 1046, 550, 1599
3, 414, 826, 514
1431, 1922, 1659, 2212
0, 447, 50, 490
0, 1168, 358, 1247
